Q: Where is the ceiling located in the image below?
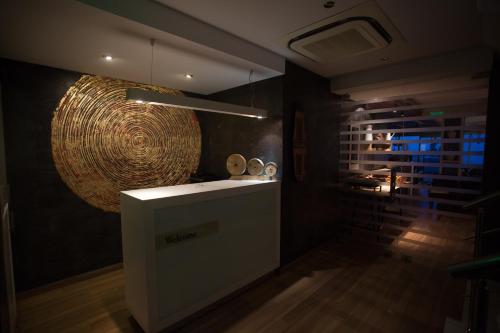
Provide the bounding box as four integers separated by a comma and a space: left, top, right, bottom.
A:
0, 0, 487, 95
158, 0, 483, 77
0, 0, 284, 95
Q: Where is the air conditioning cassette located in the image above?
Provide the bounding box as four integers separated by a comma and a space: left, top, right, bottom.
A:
289, 18, 391, 63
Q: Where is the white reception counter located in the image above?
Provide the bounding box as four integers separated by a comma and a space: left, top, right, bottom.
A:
120, 180, 281, 333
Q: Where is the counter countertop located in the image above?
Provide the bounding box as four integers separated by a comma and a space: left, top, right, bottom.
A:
121, 179, 279, 201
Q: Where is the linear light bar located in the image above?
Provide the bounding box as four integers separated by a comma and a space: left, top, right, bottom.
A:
126, 88, 267, 119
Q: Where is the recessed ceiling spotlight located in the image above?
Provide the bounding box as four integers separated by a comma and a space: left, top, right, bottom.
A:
257, 116, 264, 119
323, 1, 335, 8
185, 74, 194, 79
392, 110, 397, 113
104, 55, 113, 61
380, 57, 390, 62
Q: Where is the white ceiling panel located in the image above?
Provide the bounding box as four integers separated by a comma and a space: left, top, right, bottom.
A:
0, 0, 485, 93
0, 0, 284, 94
158, 0, 483, 77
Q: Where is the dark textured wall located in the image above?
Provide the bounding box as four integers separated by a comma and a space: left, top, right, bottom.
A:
0, 59, 286, 291
0, 60, 122, 291
281, 61, 341, 264
0, 58, 339, 291
197, 76, 283, 179
193, 62, 341, 265
482, 53, 500, 256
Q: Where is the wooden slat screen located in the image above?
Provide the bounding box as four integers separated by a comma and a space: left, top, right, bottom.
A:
336, 86, 488, 261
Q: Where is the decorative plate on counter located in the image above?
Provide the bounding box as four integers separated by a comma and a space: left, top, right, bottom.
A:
264, 162, 278, 177
226, 154, 247, 176
247, 158, 265, 176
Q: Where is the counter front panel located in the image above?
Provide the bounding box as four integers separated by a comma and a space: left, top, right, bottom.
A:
154, 189, 277, 318
120, 180, 280, 333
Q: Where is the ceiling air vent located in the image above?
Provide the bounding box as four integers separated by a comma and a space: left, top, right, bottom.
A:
288, 17, 392, 63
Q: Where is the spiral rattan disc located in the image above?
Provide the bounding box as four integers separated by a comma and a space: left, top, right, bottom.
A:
51, 75, 201, 213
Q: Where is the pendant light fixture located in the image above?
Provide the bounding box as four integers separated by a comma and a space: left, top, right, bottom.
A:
125, 38, 267, 119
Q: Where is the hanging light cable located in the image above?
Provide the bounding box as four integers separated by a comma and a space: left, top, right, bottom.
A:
249, 69, 255, 108
150, 38, 155, 85
126, 39, 267, 118
248, 69, 263, 119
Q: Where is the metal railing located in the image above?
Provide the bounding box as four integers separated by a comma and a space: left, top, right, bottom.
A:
448, 191, 500, 333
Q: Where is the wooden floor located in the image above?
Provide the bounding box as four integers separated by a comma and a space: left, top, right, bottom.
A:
17, 228, 470, 333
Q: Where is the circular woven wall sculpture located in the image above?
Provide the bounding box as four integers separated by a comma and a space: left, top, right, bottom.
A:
51, 75, 201, 213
